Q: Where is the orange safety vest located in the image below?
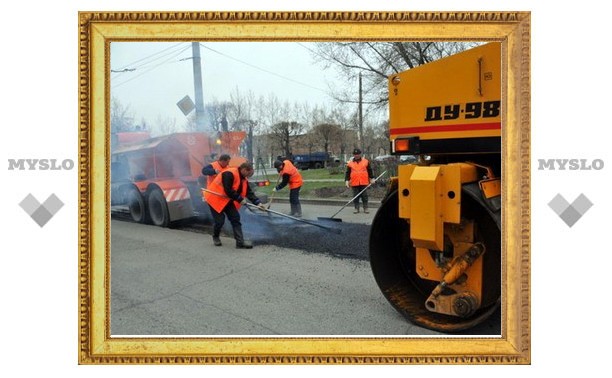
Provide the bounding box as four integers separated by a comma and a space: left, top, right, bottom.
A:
347, 158, 370, 186
279, 160, 303, 189
206, 161, 228, 187
204, 167, 248, 213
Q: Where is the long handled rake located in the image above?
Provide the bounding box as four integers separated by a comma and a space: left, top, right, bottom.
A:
317, 170, 387, 222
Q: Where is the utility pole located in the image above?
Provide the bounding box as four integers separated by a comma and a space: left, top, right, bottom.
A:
358, 71, 363, 146
247, 120, 255, 163
192, 42, 205, 131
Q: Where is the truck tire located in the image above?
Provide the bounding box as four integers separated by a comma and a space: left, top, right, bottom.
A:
314, 162, 323, 169
148, 188, 170, 227
127, 187, 147, 223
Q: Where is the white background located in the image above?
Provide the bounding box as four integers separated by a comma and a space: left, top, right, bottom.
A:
2, 0, 610, 376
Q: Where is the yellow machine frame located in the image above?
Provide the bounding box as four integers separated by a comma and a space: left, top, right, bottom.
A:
379, 43, 502, 320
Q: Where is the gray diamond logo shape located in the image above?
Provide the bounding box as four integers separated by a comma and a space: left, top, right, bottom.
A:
19, 193, 64, 227
548, 193, 593, 227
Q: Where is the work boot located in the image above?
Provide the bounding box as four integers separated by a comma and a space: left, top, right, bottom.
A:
236, 240, 253, 249
233, 226, 253, 249
291, 203, 302, 218
294, 209, 302, 218
212, 235, 222, 246
353, 207, 360, 214
363, 207, 369, 214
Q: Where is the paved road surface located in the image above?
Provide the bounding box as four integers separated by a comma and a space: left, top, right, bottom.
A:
110, 212, 500, 337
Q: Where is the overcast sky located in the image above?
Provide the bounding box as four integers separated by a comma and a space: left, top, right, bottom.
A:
110, 42, 344, 131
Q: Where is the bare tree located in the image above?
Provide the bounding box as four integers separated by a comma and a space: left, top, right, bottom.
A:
259, 95, 301, 158
269, 120, 303, 159
203, 98, 234, 133
313, 42, 479, 113
259, 93, 283, 129
152, 115, 177, 137
138, 117, 149, 131
311, 123, 343, 155
325, 105, 356, 159
362, 120, 390, 156
229, 88, 259, 162
181, 113, 194, 132
110, 97, 135, 132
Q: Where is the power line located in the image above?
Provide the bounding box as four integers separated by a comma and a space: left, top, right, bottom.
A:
199, 43, 328, 94
111, 42, 188, 72
297, 42, 324, 59
112, 45, 191, 88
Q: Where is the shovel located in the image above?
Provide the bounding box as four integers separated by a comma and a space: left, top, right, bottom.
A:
245, 203, 342, 234
317, 170, 387, 222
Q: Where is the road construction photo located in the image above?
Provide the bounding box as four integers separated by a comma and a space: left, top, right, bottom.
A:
109, 41, 502, 336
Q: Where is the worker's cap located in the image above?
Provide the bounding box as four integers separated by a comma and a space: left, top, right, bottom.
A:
353, 148, 362, 155
273, 160, 283, 169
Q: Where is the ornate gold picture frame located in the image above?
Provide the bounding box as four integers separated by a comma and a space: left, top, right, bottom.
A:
78, 11, 530, 364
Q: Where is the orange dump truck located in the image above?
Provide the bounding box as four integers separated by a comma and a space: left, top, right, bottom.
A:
111, 131, 255, 226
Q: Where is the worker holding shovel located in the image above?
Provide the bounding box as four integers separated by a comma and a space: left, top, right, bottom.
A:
272, 159, 303, 217
203, 162, 266, 249
345, 148, 375, 214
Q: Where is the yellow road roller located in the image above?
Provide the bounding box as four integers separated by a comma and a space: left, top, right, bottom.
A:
370, 42, 502, 332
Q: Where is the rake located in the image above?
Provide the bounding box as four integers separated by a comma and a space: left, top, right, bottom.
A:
317, 170, 387, 222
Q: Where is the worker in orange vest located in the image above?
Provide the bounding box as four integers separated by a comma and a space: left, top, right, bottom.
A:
201, 153, 231, 188
204, 162, 265, 249
273, 159, 304, 217
345, 148, 375, 214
